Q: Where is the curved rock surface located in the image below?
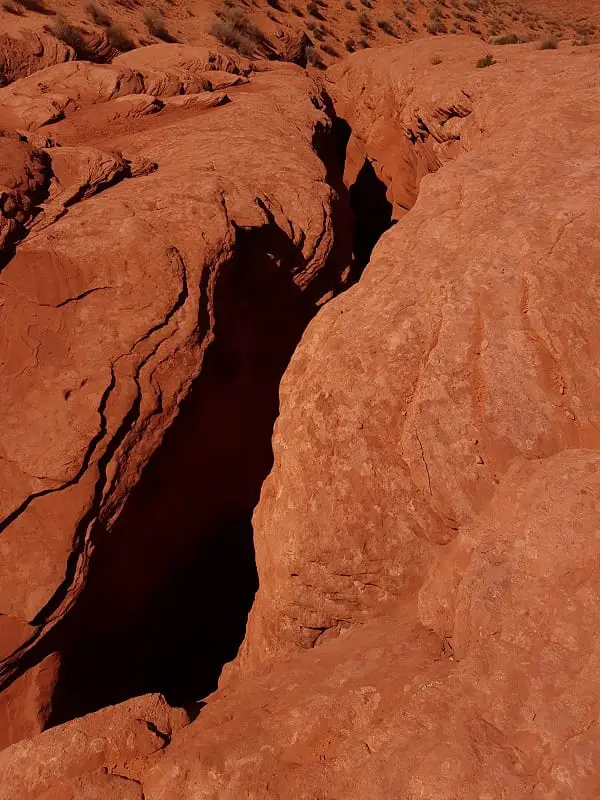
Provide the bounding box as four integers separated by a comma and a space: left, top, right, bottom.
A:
239, 36, 600, 670
0, 50, 351, 746
15, 450, 600, 798
3, 28, 600, 800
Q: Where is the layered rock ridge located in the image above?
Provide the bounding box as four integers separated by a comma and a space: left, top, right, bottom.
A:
0, 45, 352, 746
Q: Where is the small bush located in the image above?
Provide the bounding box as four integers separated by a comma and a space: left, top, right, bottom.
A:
489, 32, 520, 44
291, 3, 303, 14
107, 23, 134, 50
475, 53, 495, 67
430, 53, 442, 64
266, 0, 283, 8
321, 42, 337, 55
344, 0, 353, 7
15, 0, 53, 12
358, 35, 369, 47
306, 44, 325, 67
377, 19, 396, 35
539, 37, 557, 49
464, 0, 478, 8
358, 9, 370, 28
210, 7, 265, 55
85, 2, 111, 25
344, 37, 355, 50
429, 5, 443, 19
307, 1, 323, 18
403, 0, 414, 10
427, 18, 446, 34
51, 15, 90, 57
2, 0, 24, 13
143, 7, 176, 41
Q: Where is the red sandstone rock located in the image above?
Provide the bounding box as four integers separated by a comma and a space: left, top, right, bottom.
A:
0, 32, 73, 86
0, 54, 351, 744
0, 693, 189, 800
239, 37, 600, 674
26, 450, 600, 797
3, 26, 600, 800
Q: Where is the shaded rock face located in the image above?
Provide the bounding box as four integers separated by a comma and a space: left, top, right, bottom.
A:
0, 47, 352, 745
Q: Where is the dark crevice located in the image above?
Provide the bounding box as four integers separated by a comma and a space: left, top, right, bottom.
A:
2, 96, 398, 732
46, 217, 340, 725
349, 157, 394, 273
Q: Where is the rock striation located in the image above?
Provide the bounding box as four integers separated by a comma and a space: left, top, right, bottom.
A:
0, 46, 351, 746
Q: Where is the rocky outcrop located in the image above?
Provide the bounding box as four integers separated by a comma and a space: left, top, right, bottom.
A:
0, 51, 351, 745
238, 37, 600, 672
4, 30, 600, 800
15, 451, 600, 798
0, 693, 189, 800
0, 32, 73, 87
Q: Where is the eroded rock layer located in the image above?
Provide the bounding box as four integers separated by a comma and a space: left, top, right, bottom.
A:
0, 45, 351, 746
3, 32, 600, 800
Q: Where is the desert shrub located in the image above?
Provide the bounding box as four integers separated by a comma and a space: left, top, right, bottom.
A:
344, 37, 355, 50
377, 18, 396, 35
489, 32, 522, 43
85, 2, 111, 25
427, 18, 446, 33
51, 15, 93, 57
539, 37, 557, 49
403, 0, 414, 10
430, 53, 442, 64
359, 0, 373, 6
344, 0, 354, 7
321, 42, 337, 55
211, 6, 265, 54
464, 0, 478, 8
291, 2, 303, 13
107, 22, 134, 49
143, 7, 176, 41
307, 1, 323, 17
15, 0, 52, 12
429, 5, 443, 19
358, 35, 369, 47
358, 9, 370, 28
475, 52, 494, 67
267, 0, 283, 8
574, 36, 590, 46
306, 44, 324, 67
2, 0, 24, 13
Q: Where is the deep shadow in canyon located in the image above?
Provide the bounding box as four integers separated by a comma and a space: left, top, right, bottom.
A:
47, 222, 326, 724
43, 113, 390, 727
350, 157, 394, 272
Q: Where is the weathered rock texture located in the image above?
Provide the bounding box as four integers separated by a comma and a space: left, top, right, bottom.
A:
0, 692, 189, 800
238, 36, 600, 676
0, 46, 351, 746
11, 451, 600, 798
4, 31, 600, 800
